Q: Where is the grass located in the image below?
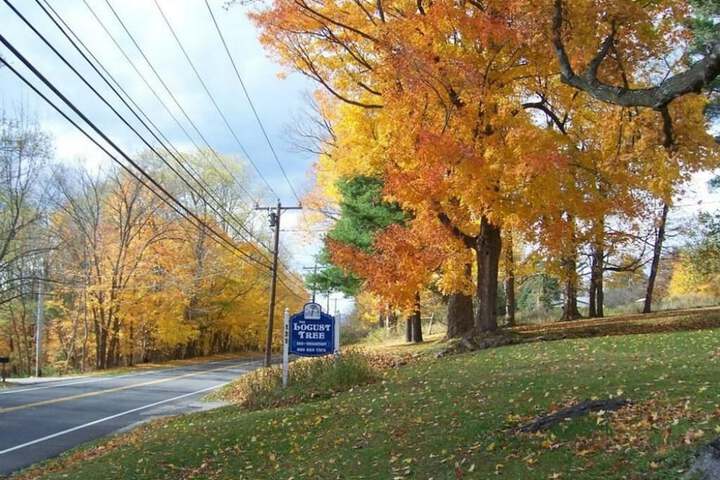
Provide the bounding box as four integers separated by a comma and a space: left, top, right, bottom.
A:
12, 308, 720, 479
210, 349, 379, 410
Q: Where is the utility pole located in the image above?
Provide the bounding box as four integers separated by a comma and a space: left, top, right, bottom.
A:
35, 257, 45, 378
302, 263, 319, 303
256, 201, 302, 367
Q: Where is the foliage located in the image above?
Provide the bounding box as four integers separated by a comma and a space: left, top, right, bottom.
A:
213, 349, 379, 410
668, 212, 720, 298
1, 145, 306, 375
306, 176, 406, 297
517, 275, 562, 313
253, 0, 720, 331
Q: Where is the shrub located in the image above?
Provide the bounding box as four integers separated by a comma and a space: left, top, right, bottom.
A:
215, 349, 379, 411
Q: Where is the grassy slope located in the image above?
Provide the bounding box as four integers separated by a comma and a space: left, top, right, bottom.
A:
14, 309, 720, 480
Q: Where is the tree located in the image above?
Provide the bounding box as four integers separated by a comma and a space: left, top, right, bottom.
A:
306, 175, 404, 297
251, 0, 720, 333
551, 0, 720, 312
0, 112, 52, 305
328, 210, 450, 342
668, 211, 720, 299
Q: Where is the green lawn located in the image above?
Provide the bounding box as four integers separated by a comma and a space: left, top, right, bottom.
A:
14, 325, 720, 479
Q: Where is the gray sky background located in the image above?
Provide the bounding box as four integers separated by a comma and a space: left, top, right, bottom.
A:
1, 1, 719, 314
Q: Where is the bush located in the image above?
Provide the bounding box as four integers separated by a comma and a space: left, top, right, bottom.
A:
214, 349, 379, 411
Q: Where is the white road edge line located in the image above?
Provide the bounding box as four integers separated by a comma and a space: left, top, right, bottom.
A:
0, 358, 257, 395
0, 383, 227, 455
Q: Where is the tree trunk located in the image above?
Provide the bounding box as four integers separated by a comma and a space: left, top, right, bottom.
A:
561, 252, 582, 321
504, 234, 516, 327
562, 275, 582, 321
446, 292, 474, 338
643, 203, 669, 314
405, 317, 412, 343
588, 244, 604, 318
411, 293, 423, 343
475, 216, 501, 332
446, 263, 474, 338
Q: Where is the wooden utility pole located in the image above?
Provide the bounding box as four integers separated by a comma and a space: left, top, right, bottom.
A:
35, 257, 45, 377
256, 201, 302, 367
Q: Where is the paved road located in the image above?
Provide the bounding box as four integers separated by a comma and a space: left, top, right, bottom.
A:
0, 358, 262, 475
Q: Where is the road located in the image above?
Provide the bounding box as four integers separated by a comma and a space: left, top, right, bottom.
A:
0, 357, 262, 475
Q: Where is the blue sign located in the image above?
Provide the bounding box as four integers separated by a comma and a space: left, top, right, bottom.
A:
289, 303, 335, 356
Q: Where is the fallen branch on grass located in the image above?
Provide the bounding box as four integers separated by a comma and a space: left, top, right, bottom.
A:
515, 398, 632, 433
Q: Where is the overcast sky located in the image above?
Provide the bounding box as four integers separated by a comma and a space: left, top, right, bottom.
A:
0, 0, 349, 309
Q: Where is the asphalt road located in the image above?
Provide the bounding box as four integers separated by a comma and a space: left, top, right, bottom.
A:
0, 358, 262, 475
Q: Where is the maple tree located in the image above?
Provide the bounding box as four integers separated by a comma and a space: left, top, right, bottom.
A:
253, 0, 719, 333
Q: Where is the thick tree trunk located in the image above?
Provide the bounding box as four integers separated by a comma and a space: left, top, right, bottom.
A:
446, 263, 474, 338
644, 203, 669, 314
446, 292, 474, 338
411, 293, 423, 343
474, 217, 501, 332
562, 276, 582, 321
561, 254, 582, 321
504, 235, 516, 327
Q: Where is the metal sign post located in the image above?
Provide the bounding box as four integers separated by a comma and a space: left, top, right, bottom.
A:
334, 316, 340, 355
282, 308, 289, 388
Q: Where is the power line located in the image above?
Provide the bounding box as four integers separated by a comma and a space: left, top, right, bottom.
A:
0, 34, 271, 273
9, 0, 257, 248
0, 50, 307, 303
84, 0, 305, 291
204, 0, 301, 204
1, 5, 307, 302
149, 0, 279, 200
28, 0, 305, 297
36, 0, 256, 211
83, 0, 258, 205
26, 0, 278, 272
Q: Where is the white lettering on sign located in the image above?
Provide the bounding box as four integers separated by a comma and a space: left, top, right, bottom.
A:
293, 323, 332, 332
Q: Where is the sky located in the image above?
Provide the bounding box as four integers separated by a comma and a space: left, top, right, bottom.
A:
0, 1, 718, 317
0, 0, 353, 313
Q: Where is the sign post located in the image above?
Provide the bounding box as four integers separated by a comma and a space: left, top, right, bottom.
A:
282, 309, 289, 388
334, 315, 340, 355
284, 302, 337, 387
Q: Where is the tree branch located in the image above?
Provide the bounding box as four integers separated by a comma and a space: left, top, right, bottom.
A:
552, 0, 720, 109
522, 100, 567, 134
437, 211, 476, 249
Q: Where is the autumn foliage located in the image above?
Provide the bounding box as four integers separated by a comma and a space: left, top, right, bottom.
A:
253, 0, 720, 335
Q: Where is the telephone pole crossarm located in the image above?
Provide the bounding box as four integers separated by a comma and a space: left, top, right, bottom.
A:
302, 263, 319, 303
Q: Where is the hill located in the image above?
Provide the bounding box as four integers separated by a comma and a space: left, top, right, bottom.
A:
12, 308, 720, 479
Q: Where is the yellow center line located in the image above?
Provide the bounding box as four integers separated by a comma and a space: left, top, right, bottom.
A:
0, 363, 246, 414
